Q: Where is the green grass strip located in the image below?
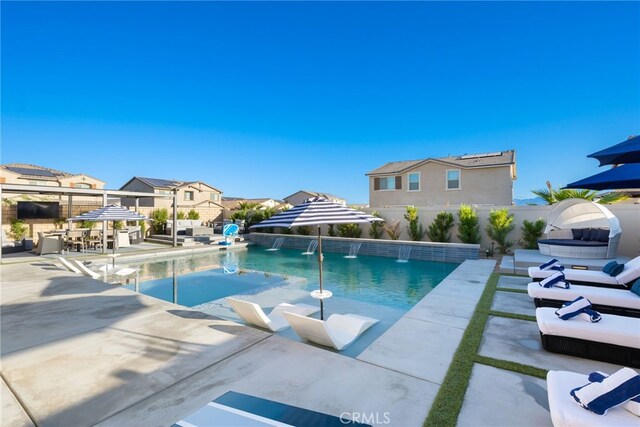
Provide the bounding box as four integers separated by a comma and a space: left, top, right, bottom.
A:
488, 310, 536, 322
474, 355, 547, 379
423, 273, 499, 427
496, 287, 528, 294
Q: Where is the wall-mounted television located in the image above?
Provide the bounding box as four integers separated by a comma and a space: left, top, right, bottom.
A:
17, 202, 60, 219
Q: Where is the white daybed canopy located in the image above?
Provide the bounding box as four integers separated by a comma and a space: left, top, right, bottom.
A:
545, 198, 622, 238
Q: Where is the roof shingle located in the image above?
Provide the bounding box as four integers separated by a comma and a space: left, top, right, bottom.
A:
367, 150, 515, 175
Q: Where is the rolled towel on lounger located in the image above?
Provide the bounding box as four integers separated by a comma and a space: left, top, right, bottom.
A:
573, 308, 602, 323
589, 372, 640, 416
555, 296, 593, 320
570, 367, 640, 415
540, 271, 570, 289
540, 258, 565, 271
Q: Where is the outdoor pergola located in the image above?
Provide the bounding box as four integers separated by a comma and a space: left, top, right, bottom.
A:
0, 183, 182, 260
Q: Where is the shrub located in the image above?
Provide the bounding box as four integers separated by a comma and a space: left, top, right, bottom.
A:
486, 208, 515, 254
176, 211, 186, 220
9, 219, 28, 240
140, 221, 147, 238
279, 227, 292, 234
53, 217, 67, 229
230, 211, 246, 221
327, 224, 336, 237
150, 208, 169, 233
187, 209, 200, 220
78, 220, 96, 229
520, 218, 546, 249
427, 211, 455, 242
368, 211, 384, 239
296, 225, 312, 235
337, 223, 362, 238
457, 204, 480, 244
384, 220, 401, 240
404, 206, 425, 241
113, 220, 124, 230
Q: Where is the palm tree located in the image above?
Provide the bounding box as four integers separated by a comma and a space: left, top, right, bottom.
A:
532, 184, 629, 205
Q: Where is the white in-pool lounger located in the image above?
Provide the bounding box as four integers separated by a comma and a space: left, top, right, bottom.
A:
58, 256, 81, 273
527, 282, 640, 317
528, 256, 640, 288
226, 297, 320, 332
283, 311, 378, 351
70, 259, 137, 281
547, 370, 640, 427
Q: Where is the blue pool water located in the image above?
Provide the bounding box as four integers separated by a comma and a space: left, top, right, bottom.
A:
123, 245, 458, 310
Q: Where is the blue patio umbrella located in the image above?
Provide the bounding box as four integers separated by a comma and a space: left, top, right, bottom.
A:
564, 163, 640, 191
588, 135, 640, 166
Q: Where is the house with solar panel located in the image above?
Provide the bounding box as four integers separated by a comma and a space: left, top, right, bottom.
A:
284, 190, 347, 207
119, 177, 224, 223
366, 150, 517, 207
0, 163, 106, 190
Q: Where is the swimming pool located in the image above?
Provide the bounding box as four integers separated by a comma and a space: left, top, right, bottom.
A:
122, 245, 458, 310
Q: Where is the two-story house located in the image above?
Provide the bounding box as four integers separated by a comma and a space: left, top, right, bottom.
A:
366, 150, 516, 207
284, 190, 347, 206
0, 163, 106, 190
119, 177, 224, 222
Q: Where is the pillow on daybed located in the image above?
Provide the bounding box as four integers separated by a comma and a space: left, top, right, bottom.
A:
631, 279, 640, 297
572, 228, 585, 240
603, 261, 619, 275
581, 228, 593, 241
596, 228, 610, 243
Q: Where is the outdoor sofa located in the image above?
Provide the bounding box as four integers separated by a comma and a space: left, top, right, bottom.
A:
538, 228, 620, 259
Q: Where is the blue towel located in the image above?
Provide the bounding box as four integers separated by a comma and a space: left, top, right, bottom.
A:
555, 296, 593, 320
570, 367, 640, 415
579, 308, 602, 323
539, 271, 570, 289
539, 258, 563, 270
589, 372, 640, 416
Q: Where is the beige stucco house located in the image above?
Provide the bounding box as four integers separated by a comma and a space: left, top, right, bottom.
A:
119, 177, 224, 222
366, 150, 516, 207
221, 197, 288, 211
0, 163, 106, 190
284, 190, 347, 206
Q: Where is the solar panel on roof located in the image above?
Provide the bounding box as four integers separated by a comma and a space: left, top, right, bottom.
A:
5, 166, 57, 177
458, 152, 502, 160
142, 177, 182, 187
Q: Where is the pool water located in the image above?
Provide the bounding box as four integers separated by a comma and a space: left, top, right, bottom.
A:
123, 245, 458, 310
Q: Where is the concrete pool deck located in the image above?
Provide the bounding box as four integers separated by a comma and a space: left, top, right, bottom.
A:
1, 257, 495, 426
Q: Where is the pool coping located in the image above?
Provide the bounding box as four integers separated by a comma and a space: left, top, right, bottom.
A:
1, 254, 496, 426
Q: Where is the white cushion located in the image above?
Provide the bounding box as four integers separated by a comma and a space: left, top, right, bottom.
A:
528, 283, 640, 310
529, 267, 622, 286
547, 371, 640, 427
536, 307, 640, 348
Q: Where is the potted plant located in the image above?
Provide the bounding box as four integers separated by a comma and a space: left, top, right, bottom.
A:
9, 219, 30, 250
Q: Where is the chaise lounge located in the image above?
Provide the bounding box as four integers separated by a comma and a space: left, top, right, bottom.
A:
226, 297, 320, 332
528, 256, 640, 289
536, 307, 640, 367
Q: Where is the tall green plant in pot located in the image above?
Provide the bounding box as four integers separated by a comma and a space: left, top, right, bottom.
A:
327, 224, 336, 237
486, 208, 515, 254
368, 211, 384, 239
427, 211, 455, 242
520, 218, 546, 249
337, 223, 362, 238
150, 208, 169, 234
404, 206, 425, 241
9, 219, 28, 241
457, 204, 480, 244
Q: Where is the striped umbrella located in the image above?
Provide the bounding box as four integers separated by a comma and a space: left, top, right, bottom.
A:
250, 197, 383, 319
69, 204, 147, 254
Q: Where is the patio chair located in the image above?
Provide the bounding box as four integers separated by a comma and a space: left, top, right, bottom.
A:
34, 232, 63, 255
527, 282, 640, 317
547, 370, 639, 426
66, 230, 86, 253
282, 311, 378, 351
528, 256, 640, 289
226, 297, 319, 332
536, 307, 640, 367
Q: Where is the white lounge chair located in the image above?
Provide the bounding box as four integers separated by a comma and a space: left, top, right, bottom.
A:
528, 256, 640, 288
547, 370, 639, 426
71, 259, 137, 281
226, 297, 320, 332
536, 307, 640, 367
57, 256, 81, 274
527, 282, 640, 317
282, 311, 378, 351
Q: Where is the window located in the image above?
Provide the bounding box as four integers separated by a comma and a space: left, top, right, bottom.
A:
156, 190, 171, 195
446, 170, 461, 190
74, 183, 91, 189
28, 180, 49, 186
210, 193, 219, 202
374, 176, 402, 191
184, 191, 194, 201
408, 173, 420, 191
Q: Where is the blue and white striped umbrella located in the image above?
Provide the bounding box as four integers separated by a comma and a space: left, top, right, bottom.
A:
250, 197, 383, 319
69, 204, 147, 222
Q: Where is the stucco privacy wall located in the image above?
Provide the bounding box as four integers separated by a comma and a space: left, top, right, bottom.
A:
360, 204, 640, 258
248, 233, 480, 263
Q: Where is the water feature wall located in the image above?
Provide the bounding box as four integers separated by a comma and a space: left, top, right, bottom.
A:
249, 233, 479, 263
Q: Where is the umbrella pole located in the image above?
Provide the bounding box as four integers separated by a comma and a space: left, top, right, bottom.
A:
317, 225, 324, 320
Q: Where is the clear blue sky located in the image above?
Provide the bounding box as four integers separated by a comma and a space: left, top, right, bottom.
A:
2, 2, 639, 204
